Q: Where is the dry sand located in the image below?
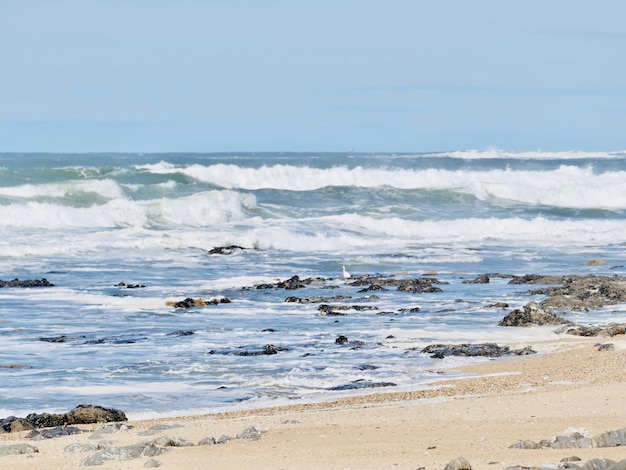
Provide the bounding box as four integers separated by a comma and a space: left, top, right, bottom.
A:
1, 335, 625, 469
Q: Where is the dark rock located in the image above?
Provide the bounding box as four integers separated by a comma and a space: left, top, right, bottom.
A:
463, 274, 490, 284
335, 335, 349, 345
596, 343, 615, 351
327, 379, 396, 391
357, 284, 388, 293
167, 296, 232, 308
398, 307, 421, 313
498, 302, 571, 327
0, 278, 54, 288
236, 344, 288, 356
2, 417, 34, 433
419, 343, 536, 359
167, 330, 195, 337
208, 245, 246, 255
318, 304, 378, 316
23, 405, 127, 430
116, 282, 145, 288
40, 335, 72, 343
487, 302, 509, 309
508, 274, 566, 285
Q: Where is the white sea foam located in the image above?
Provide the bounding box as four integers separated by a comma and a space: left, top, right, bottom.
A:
137, 162, 626, 209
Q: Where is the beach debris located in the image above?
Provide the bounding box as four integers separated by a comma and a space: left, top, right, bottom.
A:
417, 343, 536, 359
0, 443, 39, 456
0, 278, 54, 288
498, 302, 571, 327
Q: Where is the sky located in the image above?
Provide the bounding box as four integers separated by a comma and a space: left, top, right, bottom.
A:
1, 0, 625, 153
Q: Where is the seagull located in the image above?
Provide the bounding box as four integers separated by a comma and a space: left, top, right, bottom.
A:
342, 266, 351, 279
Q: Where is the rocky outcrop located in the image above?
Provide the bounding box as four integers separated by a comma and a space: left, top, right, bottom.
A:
1, 405, 127, 433
498, 302, 571, 327
345, 274, 446, 293
527, 275, 626, 311
419, 343, 536, 359
165, 296, 232, 308
0, 278, 54, 288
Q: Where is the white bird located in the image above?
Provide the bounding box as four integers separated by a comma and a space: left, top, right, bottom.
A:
342, 265, 351, 279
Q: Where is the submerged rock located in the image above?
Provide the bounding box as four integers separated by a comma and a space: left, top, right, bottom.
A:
327, 379, 396, 391
0, 278, 54, 288
419, 343, 535, 359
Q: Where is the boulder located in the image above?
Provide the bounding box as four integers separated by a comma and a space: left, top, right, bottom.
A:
498, 302, 571, 327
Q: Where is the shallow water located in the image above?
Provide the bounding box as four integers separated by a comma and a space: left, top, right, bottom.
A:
1, 150, 625, 417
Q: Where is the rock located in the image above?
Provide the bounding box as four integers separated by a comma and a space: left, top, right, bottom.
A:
327, 379, 396, 391
28, 426, 85, 440
444, 456, 473, 470
208, 245, 246, 255
116, 282, 145, 288
419, 343, 536, 359
592, 428, 626, 447
560, 324, 626, 338
144, 459, 163, 468
335, 335, 349, 345
236, 426, 265, 440
215, 435, 232, 444
462, 274, 490, 284
581, 459, 617, 470
608, 459, 626, 470
197, 437, 216, 446
151, 435, 194, 447
166, 296, 231, 308
0, 278, 54, 288
0, 443, 39, 456
166, 330, 195, 337
1, 417, 34, 433
498, 302, 571, 327
236, 344, 288, 356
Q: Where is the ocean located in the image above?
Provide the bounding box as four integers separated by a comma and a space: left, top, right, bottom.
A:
1, 150, 625, 419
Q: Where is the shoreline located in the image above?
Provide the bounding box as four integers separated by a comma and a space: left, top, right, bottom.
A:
2, 335, 625, 469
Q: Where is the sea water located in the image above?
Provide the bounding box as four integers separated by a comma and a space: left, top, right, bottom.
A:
1, 150, 625, 418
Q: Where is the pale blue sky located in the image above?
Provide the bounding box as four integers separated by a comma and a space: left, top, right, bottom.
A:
2, 1, 625, 152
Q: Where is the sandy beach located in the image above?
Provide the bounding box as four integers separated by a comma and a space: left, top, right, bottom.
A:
1, 335, 625, 469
